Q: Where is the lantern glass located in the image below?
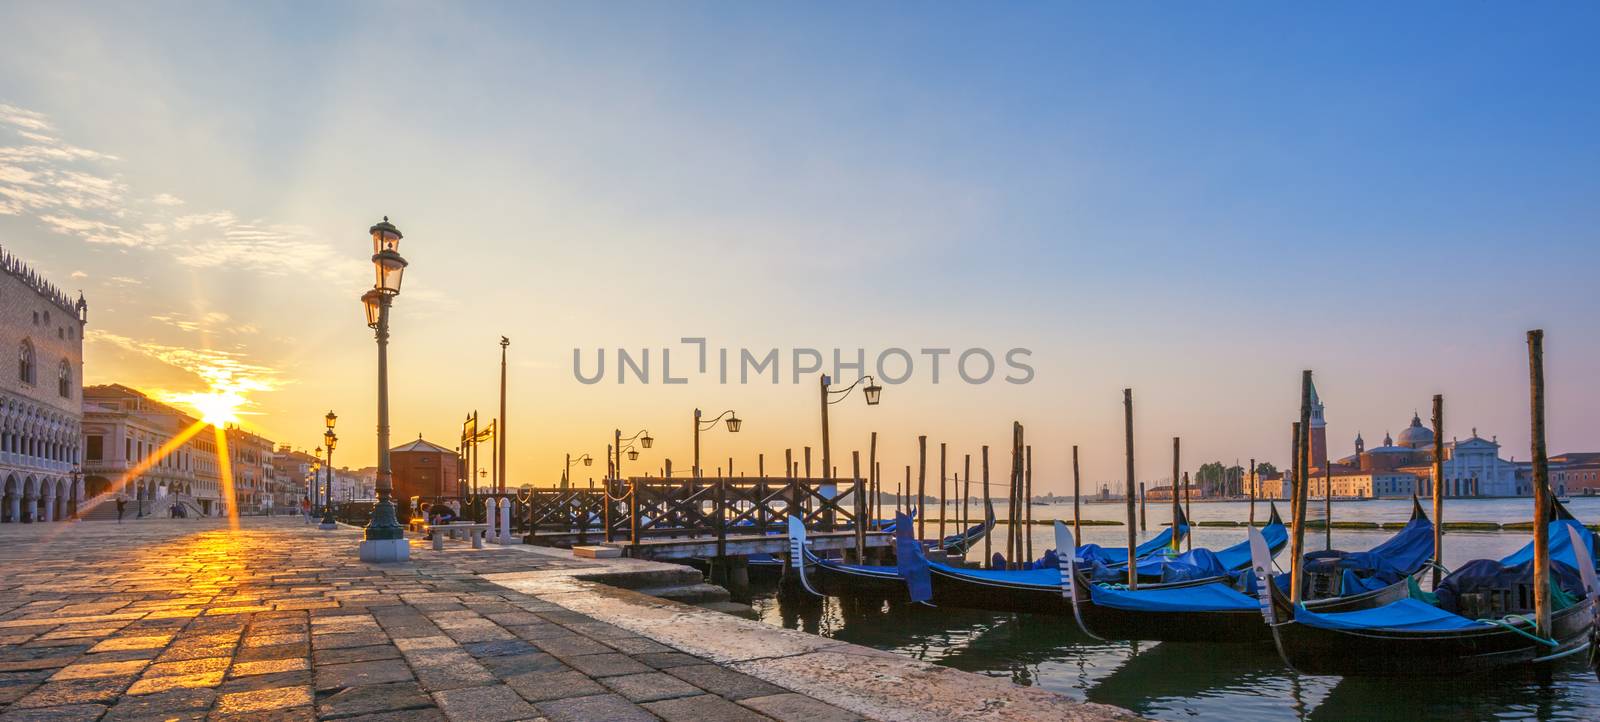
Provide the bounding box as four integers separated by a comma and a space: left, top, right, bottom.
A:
862, 382, 883, 406
325, 410, 337, 429
324, 432, 337, 451
640, 434, 654, 449
373, 251, 407, 295
726, 415, 741, 433
583, 456, 593, 467
627, 449, 640, 461
369, 217, 403, 254
362, 290, 382, 328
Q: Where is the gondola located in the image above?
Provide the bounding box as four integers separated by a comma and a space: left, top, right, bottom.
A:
1052, 499, 1436, 643
1249, 508, 1600, 677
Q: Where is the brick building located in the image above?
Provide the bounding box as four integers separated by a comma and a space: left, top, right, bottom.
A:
390, 437, 460, 501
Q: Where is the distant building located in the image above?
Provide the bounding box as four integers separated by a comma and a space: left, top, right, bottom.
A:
81, 384, 221, 517
225, 425, 276, 514
0, 248, 87, 523
390, 436, 461, 502
1551, 453, 1600, 497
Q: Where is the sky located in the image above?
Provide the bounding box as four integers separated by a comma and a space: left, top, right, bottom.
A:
0, 2, 1596, 494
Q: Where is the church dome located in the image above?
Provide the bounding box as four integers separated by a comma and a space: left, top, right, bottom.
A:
1395, 413, 1435, 449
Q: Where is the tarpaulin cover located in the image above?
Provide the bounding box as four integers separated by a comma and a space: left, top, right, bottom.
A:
893, 512, 932, 602
1303, 514, 1436, 587
1088, 581, 1258, 613
1160, 548, 1227, 583
1434, 558, 1583, 614
1077, 525, 1185, 565
1294, 598, 1490, 632
1500, 520, 1597, 571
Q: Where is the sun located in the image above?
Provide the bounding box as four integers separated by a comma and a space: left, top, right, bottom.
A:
180, 390, 247, 426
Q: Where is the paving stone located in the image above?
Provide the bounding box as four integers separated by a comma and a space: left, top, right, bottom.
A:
529, 636, 611, 657
739, 692, 864, 722
561, 652, 653, 678
460, 639, 538, 659
665, 664, 784, 700
48, 659, 148, 681
479, 652, 566, 678
14, 676, 132, 707
602, 637, 674, 655
230, 658, 309, 677
314, 658, 414, 691
102, 686, 215, 721
143, 657, 231, 678
125, 670, 223, 695
536, 692, 658, 722
312, 645, 401, 666
0, 702, 110, 721
503, 669, 604, 702
630, 652, 704, 670
600, 671, 703, 702
644, 694, 771, 722
432, 684, 540, 722
316, 681, 433, 718
335, 709, 446, 722
214, 685, 314, 715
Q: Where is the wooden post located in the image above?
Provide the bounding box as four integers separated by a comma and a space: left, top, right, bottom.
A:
917, 436, 928, 542
1430, 393, 1446, 588
1290, 371, 1312, 604
1010, 423, 1023, 569
963, 453, 973, 541
1072, 445, 1081, 553
939, 442, 948, 547
1139, 482, 1147, 530
1172, 437, 1181, 552
869, 432, 878, 524
1249, 458, 1257, 526
1527, 330, 1551, 637
853, 451, 865, 561
1183, 471, 1192, 551
715, 478, 727, 559
804, 447, 812, 479
1290, 422, 1300, 525
1025, 444, 1034, 562
1124, 389, 1137, 589
982, 446, 992, 567
758, 453, 764, 478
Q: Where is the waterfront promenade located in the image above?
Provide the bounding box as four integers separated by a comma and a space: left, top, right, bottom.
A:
0, 518, 1128, 722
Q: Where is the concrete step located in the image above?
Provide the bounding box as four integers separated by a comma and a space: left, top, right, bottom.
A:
578, 566, 706, 591
636, 583, 731, 605
694, 601, 759, 619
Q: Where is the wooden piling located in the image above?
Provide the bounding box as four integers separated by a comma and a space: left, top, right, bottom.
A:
1431, 393, 1445, 588
1124, 389, 1137, 589
1527, 330, 1551, 637
1324, 465, 1332, 551
982, 445, 992, 567
963, 453, 973, 542
939, 442, 948, 548
758, 454, 764, 478
1172, 437, 1181, 552
853, 451, 865, 561
1139, 482, 1147, 531
917, 436, 928, 542
1183, 471, 1191, 551
1290, 423, 1301, 526
1072, 445, 1081, 552
804, 447, 812, 478
1290, 371, 1312, 604
869, 432, 879, 524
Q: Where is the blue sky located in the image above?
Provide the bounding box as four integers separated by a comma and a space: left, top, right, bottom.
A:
0, 3, 1595, 488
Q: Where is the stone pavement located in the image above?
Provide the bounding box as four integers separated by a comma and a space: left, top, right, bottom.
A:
0, 517, 867, 722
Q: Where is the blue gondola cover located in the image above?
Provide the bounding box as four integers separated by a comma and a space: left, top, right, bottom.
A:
893, 512, 933, 603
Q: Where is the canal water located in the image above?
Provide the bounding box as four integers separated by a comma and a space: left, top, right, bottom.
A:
748, 497, 1600, 720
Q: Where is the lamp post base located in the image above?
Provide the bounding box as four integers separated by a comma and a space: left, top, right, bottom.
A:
358, 538, 410, 563
320, 520, 338, 530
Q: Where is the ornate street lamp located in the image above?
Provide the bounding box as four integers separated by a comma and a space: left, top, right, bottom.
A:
360, 216, 409, 562
320, 426, 338, 529
562, 453, 593, 489
613, 429, 651, 481
820, 374, 882, 483
693, 409, 742, 478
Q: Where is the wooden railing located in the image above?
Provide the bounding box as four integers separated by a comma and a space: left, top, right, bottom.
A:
593, 476, 870, 557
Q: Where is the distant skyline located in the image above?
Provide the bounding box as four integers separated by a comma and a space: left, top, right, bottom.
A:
1, 3, 1596, 491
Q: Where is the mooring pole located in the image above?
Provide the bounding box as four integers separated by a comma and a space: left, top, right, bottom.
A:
1183, 471, 1192, 552
1172, 437, 1181, 552
982, 446, 992, 567
1139, 482, 1147, 531
869, 432, 878, 524
917, 436, 928, 542
939, 442, 948, 548
1324, 465, 1332, 551
1072, 445, 1082, 554
1025, 444, 1034, 562
1249, 458, 1257, 526
1431, 393, 1447, 588
963, 453, 973, 542
1290, 371, 1312, 604
1527, 330, 1551, 637
1124, 389, 1137, 589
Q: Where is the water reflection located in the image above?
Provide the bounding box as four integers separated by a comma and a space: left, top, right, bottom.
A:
752, 575, 1598, 720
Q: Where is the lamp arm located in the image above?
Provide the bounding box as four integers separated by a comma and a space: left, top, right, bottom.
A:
619, 429, 650, 443
697, 410, 738, 430
826, 375, 876, 405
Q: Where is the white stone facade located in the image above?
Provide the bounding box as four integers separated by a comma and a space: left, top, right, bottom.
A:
0, 248, 85, 523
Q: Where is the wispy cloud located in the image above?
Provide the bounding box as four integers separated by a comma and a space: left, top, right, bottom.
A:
0, 103, 364, 281
88, 329, 283, 411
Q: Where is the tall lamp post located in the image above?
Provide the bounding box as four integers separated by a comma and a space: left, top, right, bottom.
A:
69, 464, 82, 520
321, 412, 338, 529
563, 453, 593, 489
359, 216, 409, 562
819, 374, 882, 482
693, 409, 742, 478
612, 429, 653, 482
311, 451, 322, 511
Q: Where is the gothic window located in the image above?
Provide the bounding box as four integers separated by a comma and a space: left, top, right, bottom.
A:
58, 361, 71, 398
18, 340, 34, 384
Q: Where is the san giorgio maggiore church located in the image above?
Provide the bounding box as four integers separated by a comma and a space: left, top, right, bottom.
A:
1262, 388, 1525, 500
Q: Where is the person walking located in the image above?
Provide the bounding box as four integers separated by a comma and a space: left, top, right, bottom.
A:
115, 496, 126, 523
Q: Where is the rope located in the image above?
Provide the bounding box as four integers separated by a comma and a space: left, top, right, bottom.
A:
1472, 614, 1558, 647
